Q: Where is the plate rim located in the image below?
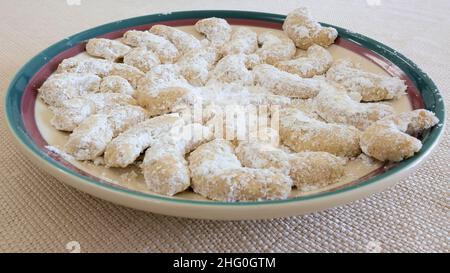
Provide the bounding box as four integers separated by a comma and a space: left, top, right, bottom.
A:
4, 10, 446, 208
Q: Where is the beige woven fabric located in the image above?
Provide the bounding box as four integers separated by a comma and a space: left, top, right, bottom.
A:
0, 0, 449, 253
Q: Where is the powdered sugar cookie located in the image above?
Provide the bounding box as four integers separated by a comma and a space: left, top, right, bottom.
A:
136, 64, 194, 116
236, 142, 345, 191
65, 105, 148, 160
86, 38, 131, 61
99, 76, 136, 96
150, 24, 201, 54
122, 30, 180, 63
123, 47, 161, 72
326, 59, 407, 102
177, 46, 220, 86
275, 44, 333, 77
56, 57, 114, 76
195, 17, 232, 47
50, 93, 136, 131
253, 64, 322, 98
360, 109, 438, 161
38, 73, 101, 106
280, 108, 361, 157
256, 31, 296, 65
208, 54, 256, 85
283, 7, 338, 49
189, 139, 293, 201
104, 114, 184, 167
143, 123, 212, 196
314, 83, 395, 130
222, 27, 258, 55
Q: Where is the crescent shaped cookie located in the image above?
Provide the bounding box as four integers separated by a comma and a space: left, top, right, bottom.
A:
282, 7, 338, 49
177, 46, 220, 86
123, 47, 161, 73
122, 30, 180, 63
38, 73, 101, 106
150, 24, 202, 54
326, 59, 407, 102
104, 114, 184, 168
65, 105, 148, 160
360, 109, 439, 161
314, 83, 395, 130
195, 17, 232, 47
275, 44, 333, 78
136, 64, 194, 116
86, 38, 131, 61
50, 93, 136, 131
256, 31, 296, 65
253, 64, 323, 98
222, 27, 258, 55
280, 108, 361, 157
188, 139, 293, 201
143, 123, 212, 196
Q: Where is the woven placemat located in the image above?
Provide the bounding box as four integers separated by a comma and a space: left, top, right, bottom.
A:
0, 0, 448, 252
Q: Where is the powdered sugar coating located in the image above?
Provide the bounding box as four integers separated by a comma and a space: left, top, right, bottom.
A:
198, 84, 291, 111
65, 105, 148, 160
276, 44, 333, 77
136, 64, 194, 116
256, 31, 296, 65
327, 59, 407, 102
283, 7, 338, 50
280, 108, 361, 157
56, 57, 144, 89
314, 83, 395, 130
208, 54, 256, 85
189, 139, 293, 201
195, 17, 232, 47
104, 114, 184, 168
122, 30, 180, 63
99, 76, 136, 96
289, 152, 346, 191
86, 38, 131, 61
150, 24, 202, 54
50, 93, 136, 131
222, 27, 258, 55
253, 64, 323, 98
108, 63, 145, 89
40, 15, 440, 201
56, 57, 114, 76
236, 142, 345, 191
38, 73, 101, 106
177, 46, 220, 86
143, 123, 212, 196
360, 109, 439, 161
123, 47, 161, 73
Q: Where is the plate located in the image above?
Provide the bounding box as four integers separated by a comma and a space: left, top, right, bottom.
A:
4, 10, 446, 220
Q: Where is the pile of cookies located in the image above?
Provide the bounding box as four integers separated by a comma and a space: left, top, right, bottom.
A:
38, 7, 439, 201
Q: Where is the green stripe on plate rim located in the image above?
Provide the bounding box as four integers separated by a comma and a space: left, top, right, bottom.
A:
4, 10, 446, 206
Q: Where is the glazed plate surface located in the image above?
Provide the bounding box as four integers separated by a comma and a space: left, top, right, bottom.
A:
4, 11, 446, 220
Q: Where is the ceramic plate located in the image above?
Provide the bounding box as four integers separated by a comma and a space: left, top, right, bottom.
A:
4, 10, 446, 220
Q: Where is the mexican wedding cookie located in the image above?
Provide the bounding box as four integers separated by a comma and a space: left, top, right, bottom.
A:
360, 110, 438, 161
37, 7, 439, 202
283, 7, 338, 49
188, 140, 293, 201
326, 60, 407, 101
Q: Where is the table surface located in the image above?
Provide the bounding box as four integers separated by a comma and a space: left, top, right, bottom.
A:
0, 0, 449, 253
